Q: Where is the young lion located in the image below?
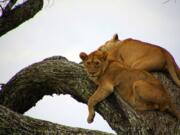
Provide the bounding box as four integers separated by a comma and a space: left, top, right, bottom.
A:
79, 50, 179, 123
98, 34, 180, 87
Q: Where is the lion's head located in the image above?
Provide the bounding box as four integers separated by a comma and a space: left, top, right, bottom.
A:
98, 34, 120, 52
79, 50, 108, 79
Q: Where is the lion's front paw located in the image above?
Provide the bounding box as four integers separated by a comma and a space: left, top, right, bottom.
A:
87, 113, 95, 123
87, 116, 93, 123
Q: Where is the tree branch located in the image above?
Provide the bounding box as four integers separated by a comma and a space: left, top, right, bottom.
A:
0, 0, 43, 37
0, 105, 114, 135
0, 56, 179, 134
3, 0, 18, 14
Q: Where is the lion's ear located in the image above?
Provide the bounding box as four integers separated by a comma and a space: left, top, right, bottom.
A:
79, 52, 88, 61
112, 34, 119, 41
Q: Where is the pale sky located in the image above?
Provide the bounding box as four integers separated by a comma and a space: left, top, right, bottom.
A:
0, 0, 180, 133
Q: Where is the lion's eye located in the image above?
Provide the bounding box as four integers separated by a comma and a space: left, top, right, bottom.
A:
95, 61, 100, 66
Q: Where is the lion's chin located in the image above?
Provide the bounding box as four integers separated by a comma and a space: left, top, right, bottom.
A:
89, 75, 97, 77
89, 75, 97, 78
89, 76, 98, 83
89, 73, 100, 78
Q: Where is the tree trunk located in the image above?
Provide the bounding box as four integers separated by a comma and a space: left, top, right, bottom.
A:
0, 56, 179, 135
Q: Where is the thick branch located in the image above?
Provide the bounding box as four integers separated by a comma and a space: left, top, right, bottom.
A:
0, 56, 179, 134
3, 0, 18, 14
0, 0, 43, 37
0, 105, 114, 135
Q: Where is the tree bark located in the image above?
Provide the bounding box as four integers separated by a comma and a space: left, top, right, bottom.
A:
0, 105, 114, 135
0, 0, 43, 37
0, 56, 179, 135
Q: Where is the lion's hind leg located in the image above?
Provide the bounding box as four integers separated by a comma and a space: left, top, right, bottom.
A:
132, 80, 167, 111
133, 80, 180, 119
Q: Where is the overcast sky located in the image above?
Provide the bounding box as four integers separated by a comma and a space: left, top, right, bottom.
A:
0, 0, 180, 133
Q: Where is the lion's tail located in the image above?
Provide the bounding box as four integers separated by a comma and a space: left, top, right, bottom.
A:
164, 51, 180, 87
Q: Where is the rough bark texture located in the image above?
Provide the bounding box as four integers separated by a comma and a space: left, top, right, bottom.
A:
0, 0, 43, 37
0, 56, 179, 135
0, 105, 114, 135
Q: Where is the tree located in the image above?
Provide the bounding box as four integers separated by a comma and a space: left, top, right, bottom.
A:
0, 0, 43, 37
0, 56, 179, 134
0, 105, 113, 135
0, 1, 179, 134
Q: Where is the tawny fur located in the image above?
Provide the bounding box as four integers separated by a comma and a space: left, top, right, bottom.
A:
98, 34, 180, 87
80, 50, 180, 123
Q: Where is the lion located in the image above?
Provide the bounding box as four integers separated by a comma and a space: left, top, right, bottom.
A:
79, 50, 180, 123
98, 34, 180, 87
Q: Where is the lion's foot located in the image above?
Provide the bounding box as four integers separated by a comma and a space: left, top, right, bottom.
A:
87, 113, 95, 123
